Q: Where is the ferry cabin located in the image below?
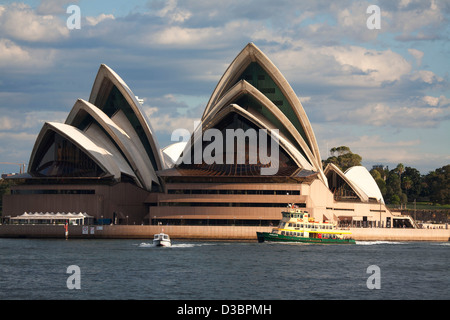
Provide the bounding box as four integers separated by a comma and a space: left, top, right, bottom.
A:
274, 209, 350, 240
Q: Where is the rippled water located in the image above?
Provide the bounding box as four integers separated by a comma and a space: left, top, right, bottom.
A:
0, 238, 448, 300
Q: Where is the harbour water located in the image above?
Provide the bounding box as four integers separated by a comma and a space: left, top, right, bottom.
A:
0, 238, 448, 300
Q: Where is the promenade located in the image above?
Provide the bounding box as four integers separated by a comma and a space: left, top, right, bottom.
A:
0, 224, 448, 241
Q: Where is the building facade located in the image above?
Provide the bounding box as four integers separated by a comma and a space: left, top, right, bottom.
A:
3, 43, 414, 229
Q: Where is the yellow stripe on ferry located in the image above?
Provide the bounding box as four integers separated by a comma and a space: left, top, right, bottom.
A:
279, 228, 352, 235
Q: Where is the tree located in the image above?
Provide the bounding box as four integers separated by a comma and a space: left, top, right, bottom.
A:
385, 167, 405, 205
422, 165, 450, 204
390, 194, 401, 205
324, 146, 362, 172
402, 167, 422, 201
395, 163, 405, 177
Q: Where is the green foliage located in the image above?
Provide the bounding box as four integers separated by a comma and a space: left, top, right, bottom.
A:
323, 145, 362, 172
369, 164, 449, 205
324, 146, 449, 206
421, 165, 450, 204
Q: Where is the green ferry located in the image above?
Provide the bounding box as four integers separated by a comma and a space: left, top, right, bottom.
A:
257, 205, 355, 244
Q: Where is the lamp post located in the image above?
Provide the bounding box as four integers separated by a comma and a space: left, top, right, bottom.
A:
379, 199, 382, 228
414, 199, 416, 227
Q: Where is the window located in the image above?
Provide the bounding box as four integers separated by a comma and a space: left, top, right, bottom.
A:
31, 132, 105, 178
273, 100, 284, 106
260, 88, 275, 94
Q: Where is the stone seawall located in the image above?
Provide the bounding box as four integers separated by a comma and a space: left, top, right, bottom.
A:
0, 224, 448, 241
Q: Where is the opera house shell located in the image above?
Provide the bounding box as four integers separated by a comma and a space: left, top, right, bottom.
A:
3, 43, 406, 230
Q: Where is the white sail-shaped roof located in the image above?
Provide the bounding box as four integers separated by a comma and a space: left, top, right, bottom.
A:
65, 99, 158, 189
162, 142, 188, 168
197, 43, 327, 185
344, 166, 385, 204
179, 103, 314, 171
324, 163, 385, 204
29, 122, 124, 179
28, 64, 165, 191
202, 43, 322, 170
203, 79, 318, 171
88, 64, 164, 172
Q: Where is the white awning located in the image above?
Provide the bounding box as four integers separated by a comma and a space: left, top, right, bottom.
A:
11, 212, 93, 220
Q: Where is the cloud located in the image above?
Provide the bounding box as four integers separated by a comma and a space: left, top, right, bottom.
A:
37, 0, 79, 15
320, 133, 423, 166
0, 0, 448, 174
156, 0, 192, 23
0, 38, 56, 69
386, 0, 445, 40
408, 48, 424, 66
0, 3, 69, 42
267, 43, 413, 89
85, 13, 115, 26
325, 95, 450, 128
142, 94, 202, 135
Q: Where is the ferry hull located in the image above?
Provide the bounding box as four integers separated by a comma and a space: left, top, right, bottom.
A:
257, 232, 355, 244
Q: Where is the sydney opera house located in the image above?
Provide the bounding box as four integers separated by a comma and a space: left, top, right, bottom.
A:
3, 43, 411, 230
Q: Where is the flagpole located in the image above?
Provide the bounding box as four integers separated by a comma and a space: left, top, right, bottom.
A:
65, 220, 69, 240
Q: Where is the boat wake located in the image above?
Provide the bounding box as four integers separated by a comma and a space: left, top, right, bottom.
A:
356, 241, 406, 245
138, 242, 214, 248
433, 242, 450, 246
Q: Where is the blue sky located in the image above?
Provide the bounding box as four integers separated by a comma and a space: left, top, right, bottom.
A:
0, 0, 449, 175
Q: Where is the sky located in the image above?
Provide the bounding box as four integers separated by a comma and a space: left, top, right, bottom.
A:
0, 0, 449, 176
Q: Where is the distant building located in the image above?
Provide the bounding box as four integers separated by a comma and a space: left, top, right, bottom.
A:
1, 173, 18, 180
3, 43, 414, 229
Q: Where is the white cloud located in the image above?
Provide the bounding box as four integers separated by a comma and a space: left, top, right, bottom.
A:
0, 110, 67, 133
408, 48, 424, 66
410, 70, 443, 84
268, 43, 412, 88
321, 133, 424, 166
0, 3, 69, 42
388, 0, 444, 39
85, 13, 115, 26
0, 131, 36, 142
37, 0, 79, 15
325, 46, 411, 85
144, 106, 199, 136
156, 0, 192, 23
0, 38, 56, 69
148, 20, 251, 48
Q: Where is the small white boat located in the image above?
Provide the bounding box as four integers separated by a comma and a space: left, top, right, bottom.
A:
153, 233, 171, 247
